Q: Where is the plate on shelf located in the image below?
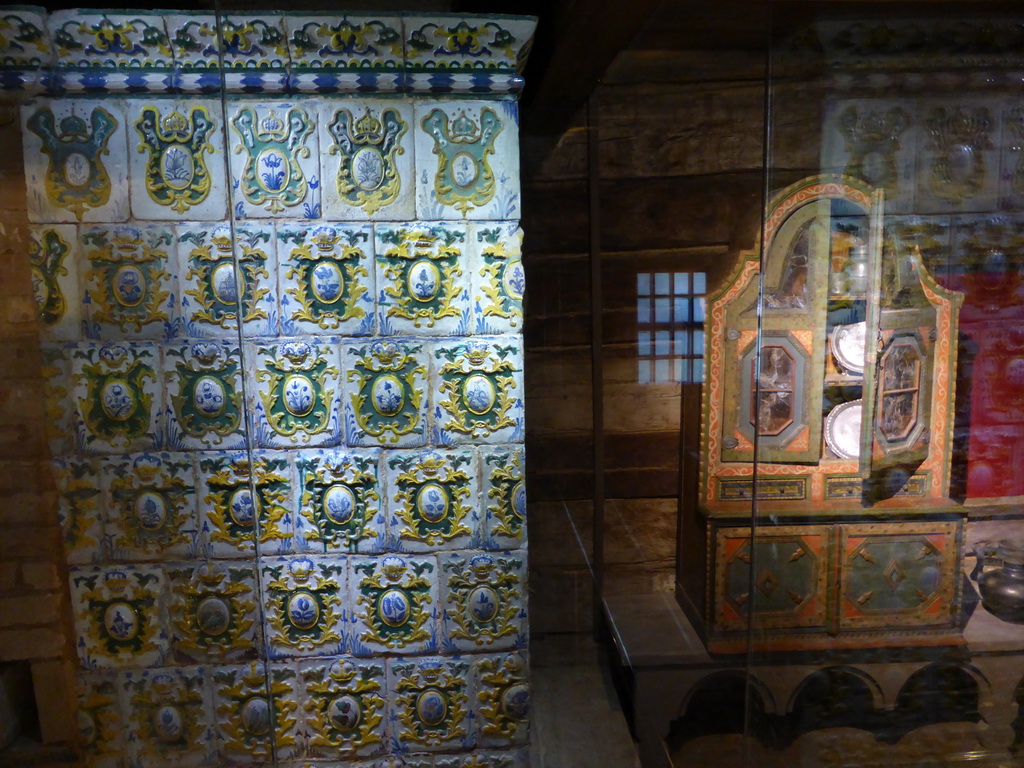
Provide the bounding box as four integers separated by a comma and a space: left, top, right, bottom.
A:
830, 321, 867, 375
825, 399, 862, 460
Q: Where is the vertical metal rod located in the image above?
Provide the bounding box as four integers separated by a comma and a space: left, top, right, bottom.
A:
588, 91, 605, 637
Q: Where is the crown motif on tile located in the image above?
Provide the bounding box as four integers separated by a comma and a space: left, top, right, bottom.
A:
131, 454, 163, 481
195, 563, 228, 588
380, 555, 408, 582
464, 340, 491, 365
260, 112, 286, 136
211, 225, 235, 254
288, 557, 315, 583
112, 227, 144, 255
103, 569, 130, 593
450, 110, 481, 141
161, 110, 191, 140
58, 115, 89, 139
150, 674, 177, 697
417, 661, 444, 682
417, 454, 447, 478
370, 340, 401, 365
190, 341, 224, 366
328, 659, 359, 684
311, 225, 339, 252
98, 344, 129, 365
228, 456, 254, 477
469, 554, 497, 578
241, 663, 267, 688
353, 109, 384, 143
280, 341, 312, 365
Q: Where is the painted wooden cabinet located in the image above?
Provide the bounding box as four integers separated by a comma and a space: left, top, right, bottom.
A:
684, 175, 966, 653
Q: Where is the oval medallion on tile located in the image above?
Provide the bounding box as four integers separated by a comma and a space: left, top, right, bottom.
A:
378, 588, 410, 628
371, 374, 404, 416
256, 148, 290, 194
503, 258, 525, 300
416, 482, 449, 523
323, 483, 356, 525
328, 694, 361, 731
462, 373, 495, 416
100, 379, 135, 421
229, 488, 257, 527
311, 261, 344, 304
113, 264, 146, 307
416, 688, 447, 726
196, 596, 231, 637
468, 585, 499, 623
452, 152, 478, 188
161, 146, 194, 190
103, 601, 139, 641
511, 481, 526, 520
352, 146, 385, 191
502, 683, 530, 720
133, 490, 167, 531
407, 260, 440, 302
287, 591, 319, 630
193, 375, 227, 417
241, 696, 271, 736
152, 704, 185, 743
64, 152, 91, 188
211, 262, 239, 305
283, 374, 315, 417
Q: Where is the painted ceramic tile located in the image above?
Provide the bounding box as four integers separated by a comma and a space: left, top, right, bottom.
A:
821, 99, 917, 213
1001, 105, 1024, 210
22, 99, 129, 223
164, 340, 247, 451
212, 661, 300, 763
298, 657, 387, 759
196, 450, 296, 559
29, 224, 81, 340
69, 564, 168, 669
349, 554, 439, 656
320, 100, 414, 220
122, 666, 215, 768
481, 447, 525, 550
52, 455, 104, 565
296, 448, 385, 554
177, 222, 278, 338
284, 14, 402, 71
343, 340, 429, 448
915, 99, 1002, 213
81, 224, 177, 341
440, 552, 525, 653
389, 657, 472, 752
951, 214, 1024, 277
404, 15, 535, 73
471, 222, 524, 334
375, 222, 470, 335
41, 342, 74, 456
167, 561, 260, 664
246, 338, 342, 448
128, 99, 228, 220
163, 14, 218, 69
99, 452, 197, 562
71, 342, 161, 454
386, 449, 478, 552
227, 101, 320, 219
77, 673, 125, 768
474, 653, 529, 748
278, 223, 375, 336
49, 11, 172, 68
414, 101, 520, 221
431, 339, 523, 445
0, 8, 50, 69
261, 555, 347, 658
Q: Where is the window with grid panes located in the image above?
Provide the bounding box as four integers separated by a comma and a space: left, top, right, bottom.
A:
636, 271, 706, 384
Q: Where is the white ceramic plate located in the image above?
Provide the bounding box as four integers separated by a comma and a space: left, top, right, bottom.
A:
830, 321, 867, 375
825, 399, 862, 459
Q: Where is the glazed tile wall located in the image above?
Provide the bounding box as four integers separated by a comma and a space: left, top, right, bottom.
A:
12, 10, 534, 768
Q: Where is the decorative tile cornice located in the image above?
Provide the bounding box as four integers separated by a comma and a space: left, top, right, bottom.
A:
0, 7, 536, 96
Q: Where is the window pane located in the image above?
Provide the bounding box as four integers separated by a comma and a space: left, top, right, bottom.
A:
694, 297, 706, 322
655, 272, 670, 294
637, 272, 651, 296
655, 298, 671, 322
694, 272, 706, 293
638, 298, 651, 323
674, 297, 690, 323
694, 330, 704, 355
638, 360, 651, 384
655, 330, 670, 356
674, 272, 689, 294
674, 331, 689, 356
693, 358, 704, 383
638, 331, 651, 356
673, 357, 684, 383
655, 359, 670, 382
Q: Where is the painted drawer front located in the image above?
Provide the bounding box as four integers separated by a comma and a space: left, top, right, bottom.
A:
713, 525, 830, 634
839, 520, 961, 630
